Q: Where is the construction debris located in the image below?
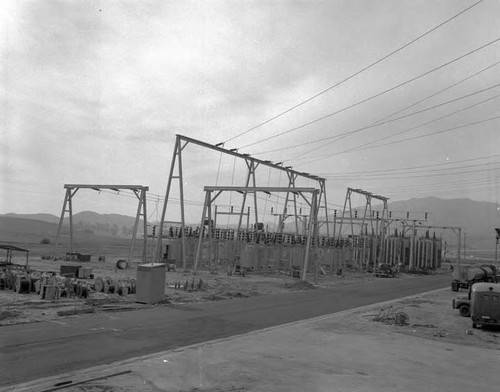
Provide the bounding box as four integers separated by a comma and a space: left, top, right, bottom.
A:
0, 264, 136, 302
372, 306, 409, 326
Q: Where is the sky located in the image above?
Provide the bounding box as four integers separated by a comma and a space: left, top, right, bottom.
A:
1, 0, 499, 225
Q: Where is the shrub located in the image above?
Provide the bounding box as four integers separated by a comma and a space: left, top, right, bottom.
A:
40, 238, 51, 245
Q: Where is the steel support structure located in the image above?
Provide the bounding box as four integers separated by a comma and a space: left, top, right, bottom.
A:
337, 188, 388, 267
53, 184, 149, 267
155, 134, 329, 266
193, 186, 319, 281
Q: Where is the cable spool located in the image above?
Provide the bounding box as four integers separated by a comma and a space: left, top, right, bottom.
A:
103, 277, 115, 294
76, 283, 82, 298
103, 278, 110, 293
94, 277, 104, 292
116, 260, 127, 270
67, 282, 77, 298
5, 272, 13, 290
30, 278, 39, 293
15, 277, 30, 294
79, 285, 89, 298
117, 281, 130, 296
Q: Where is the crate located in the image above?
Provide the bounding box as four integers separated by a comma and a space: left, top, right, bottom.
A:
60, 264, 81, 276
77, 267, 93, 279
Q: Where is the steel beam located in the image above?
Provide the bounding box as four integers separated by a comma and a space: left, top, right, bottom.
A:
177, 134, 325, 182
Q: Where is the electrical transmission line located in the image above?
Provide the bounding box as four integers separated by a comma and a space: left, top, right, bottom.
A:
239, 35, 500, 150
223, 0, 485, 145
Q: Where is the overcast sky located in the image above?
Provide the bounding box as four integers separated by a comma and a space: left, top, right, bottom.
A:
1, 0, 499, 224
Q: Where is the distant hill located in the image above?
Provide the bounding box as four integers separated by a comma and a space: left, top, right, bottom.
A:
280, 196, 499, 254
0, 215, 137, 259
5, 213, 60, 224
2, 211, 144, 239
0, 215, 60, 244
69, 211, 143, 237
2, 197, 499, 254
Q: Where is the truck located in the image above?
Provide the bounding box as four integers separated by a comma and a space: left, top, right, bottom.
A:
451, 264, 499, 291
471, 283, 500, 329
374, 263, 396, 278
452, 295, 471, 317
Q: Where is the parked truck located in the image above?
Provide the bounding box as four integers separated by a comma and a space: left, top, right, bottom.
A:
374, 263, 396, 278
452, 295, 471, 317
451, 264, 499, 291
471, 283, 500, 329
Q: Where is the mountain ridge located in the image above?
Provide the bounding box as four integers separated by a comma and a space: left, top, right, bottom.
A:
2, 197, 499, 251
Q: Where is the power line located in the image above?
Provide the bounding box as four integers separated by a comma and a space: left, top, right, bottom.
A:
325, 94, 500, 158
325, 165, 499, 181
290, 94, 500, 166
223, 0, 485, 145
316, 153, 500, 176
361, 114, 500, 149
345, 175, 496, 193
322, 161, 499, 179
257, 82, 500, 156
377, 181, 498, 198
373, 60, 500, 124
239, 35, 500, 150
369, 177, 496, 193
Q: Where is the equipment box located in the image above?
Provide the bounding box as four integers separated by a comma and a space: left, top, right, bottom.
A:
136, 263, 166, 304
77, 267, 93, 279
60, 264, 81, 277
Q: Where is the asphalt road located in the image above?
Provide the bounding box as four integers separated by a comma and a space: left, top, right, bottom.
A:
0, 274, 449, 386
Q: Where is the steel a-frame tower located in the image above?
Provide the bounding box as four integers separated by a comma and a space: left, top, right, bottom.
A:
155, 134, 330, 268
53, 184, 149, 267
337, 188, 389, 266
193, 186, 320, 280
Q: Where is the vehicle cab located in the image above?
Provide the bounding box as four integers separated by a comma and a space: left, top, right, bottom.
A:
470, 283, 500, 329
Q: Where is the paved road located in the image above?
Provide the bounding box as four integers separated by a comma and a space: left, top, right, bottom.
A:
0, 274, 449, 386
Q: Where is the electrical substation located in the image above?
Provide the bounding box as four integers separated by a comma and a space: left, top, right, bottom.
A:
138, 134, 446, 280
49, 135, 451, 280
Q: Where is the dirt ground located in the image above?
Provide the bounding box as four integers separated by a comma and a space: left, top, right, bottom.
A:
0, 256, 445, 326
332, 288, 500, 351
9, 284, 499, 392
58, 288, 500, 392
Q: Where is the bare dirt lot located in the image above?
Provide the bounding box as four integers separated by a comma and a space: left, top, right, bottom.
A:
0, 256, 440, 326
333, 288, 500, 351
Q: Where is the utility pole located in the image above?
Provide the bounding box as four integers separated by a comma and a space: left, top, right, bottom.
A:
496, 237, 498, 264
463, 232, 466, 260
409, 220, 415, 270
457, 227, 462, 272
495, 228, 500, 264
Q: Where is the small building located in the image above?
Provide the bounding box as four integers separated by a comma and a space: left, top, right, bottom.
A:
0, 244, 30, 266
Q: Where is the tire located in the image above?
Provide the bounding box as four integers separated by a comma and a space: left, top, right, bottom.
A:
472, 322, 478, 329
459, 305, 470, 317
